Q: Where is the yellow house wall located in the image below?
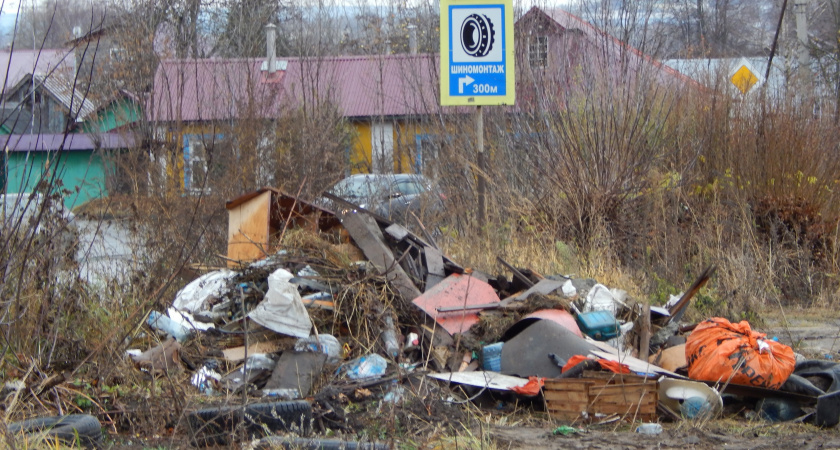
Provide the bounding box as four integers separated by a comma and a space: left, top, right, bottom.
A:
348, 119, 436, 175
171, 120, 443, 183
349, 121, 372, 174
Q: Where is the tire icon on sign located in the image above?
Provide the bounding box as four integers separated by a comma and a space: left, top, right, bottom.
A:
460, 14, 495, 57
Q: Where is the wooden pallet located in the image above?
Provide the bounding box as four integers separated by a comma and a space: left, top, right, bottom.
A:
544, 373, 659, 423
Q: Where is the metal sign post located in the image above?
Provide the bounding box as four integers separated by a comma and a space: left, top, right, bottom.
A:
440, 0, 514, 226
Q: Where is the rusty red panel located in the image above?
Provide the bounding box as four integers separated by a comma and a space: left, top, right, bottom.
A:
412, 274, 500, 335
522, 309, 582, 337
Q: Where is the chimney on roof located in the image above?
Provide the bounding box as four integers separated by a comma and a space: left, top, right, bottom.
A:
408, 25, 417, 55
266, 23, 277, 74
384, 39, 392, 55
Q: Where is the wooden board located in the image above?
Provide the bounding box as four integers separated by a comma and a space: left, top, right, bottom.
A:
226, 190, 271, 266
384, 223, 410, 241
544, 390, 589, 403
340, 212, 421, 302
424, 246, 446, 292
221, 340, 282, 362
544, 376, 659, 423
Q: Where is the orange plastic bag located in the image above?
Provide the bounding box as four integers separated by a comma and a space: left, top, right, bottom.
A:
562, 355, 632, 375
685, 318, 795, 389
511, 376, 545, 396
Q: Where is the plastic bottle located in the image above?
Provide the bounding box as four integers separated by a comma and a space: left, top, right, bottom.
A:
635, 423, 663, 435
380, 316, 400, 359
343, 354, 388, 379
680, 397, 712, 419
147, 311, 191, 342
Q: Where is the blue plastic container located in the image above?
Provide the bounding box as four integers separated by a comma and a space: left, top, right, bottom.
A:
482, 342, 504, 372
575, 310, 619, 341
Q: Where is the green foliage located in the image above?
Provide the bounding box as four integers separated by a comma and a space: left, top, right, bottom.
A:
649, 273, 678, 306
691, 289, 727, 318
74, 395, 93, 410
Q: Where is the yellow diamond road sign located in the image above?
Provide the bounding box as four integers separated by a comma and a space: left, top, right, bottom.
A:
731, 65, 759, 94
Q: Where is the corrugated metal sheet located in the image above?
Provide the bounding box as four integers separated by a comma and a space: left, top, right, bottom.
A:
150, 58, 285, 122
0, 49, 73, 95
281, 54, 440, 118
37, 74, 97, 120
149, 54, 440, 122
2, 132, 136, 151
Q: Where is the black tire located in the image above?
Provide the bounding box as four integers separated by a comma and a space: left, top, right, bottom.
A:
6, 414, 102, 448
187, 400, 311, 447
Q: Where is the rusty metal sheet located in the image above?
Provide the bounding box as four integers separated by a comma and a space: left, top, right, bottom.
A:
412, 274, 500, 335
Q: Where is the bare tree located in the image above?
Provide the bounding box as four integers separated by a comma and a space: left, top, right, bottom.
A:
14, 0, 108, 49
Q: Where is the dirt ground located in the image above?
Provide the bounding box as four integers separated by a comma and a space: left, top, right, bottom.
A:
482, 308, 840, 450
488, 423, 840, 449
764, 308, 840, 358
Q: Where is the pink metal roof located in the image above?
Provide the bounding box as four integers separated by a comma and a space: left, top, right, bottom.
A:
148, 8, 693, 124
0, 49, 73, 95
149, 54, 441, 123
149, 58, 285, 122
282, 54, 440, 118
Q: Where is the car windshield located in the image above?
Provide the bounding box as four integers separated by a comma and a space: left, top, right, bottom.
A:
330, 177, 384, 199
329, 175, 434, 203
392, 179, 426, 196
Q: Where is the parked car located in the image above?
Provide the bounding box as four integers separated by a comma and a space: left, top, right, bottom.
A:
325, 174, 446, 228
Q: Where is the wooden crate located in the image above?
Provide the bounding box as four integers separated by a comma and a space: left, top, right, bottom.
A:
544, 373, 658, 423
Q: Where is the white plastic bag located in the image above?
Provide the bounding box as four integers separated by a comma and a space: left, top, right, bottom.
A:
295, 334, 342, 363
248, 268, 313, 338
582, 284, 628, 315
173, 270, 237, 313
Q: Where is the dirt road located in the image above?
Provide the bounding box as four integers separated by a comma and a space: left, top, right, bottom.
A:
489, 423, 840, 449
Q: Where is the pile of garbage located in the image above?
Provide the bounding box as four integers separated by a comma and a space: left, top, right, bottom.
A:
112, 188, 840, 444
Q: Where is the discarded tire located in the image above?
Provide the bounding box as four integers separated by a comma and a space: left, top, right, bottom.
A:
187, 400, 311, 446
6, 414, 102, 448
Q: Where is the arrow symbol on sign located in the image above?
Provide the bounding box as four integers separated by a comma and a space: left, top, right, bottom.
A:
458, 75, 474, 94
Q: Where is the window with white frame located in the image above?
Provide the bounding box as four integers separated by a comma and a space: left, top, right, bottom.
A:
371, 122, 394, 174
